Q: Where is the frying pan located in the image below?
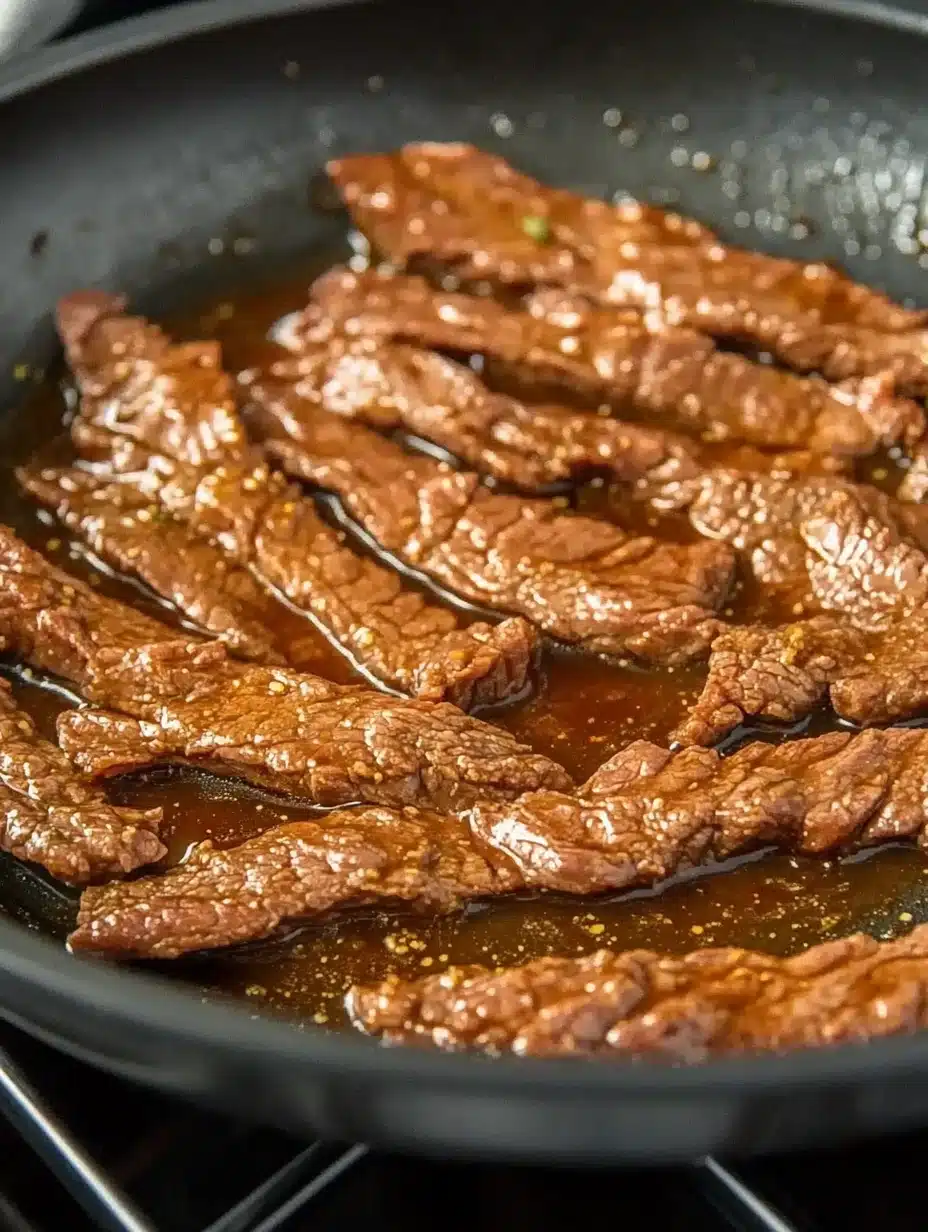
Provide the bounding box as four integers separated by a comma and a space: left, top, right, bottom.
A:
3, 0, 928, 1166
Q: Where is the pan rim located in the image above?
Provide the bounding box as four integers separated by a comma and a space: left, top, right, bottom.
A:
0, 0, 927, 1103
0, 0, 926, 107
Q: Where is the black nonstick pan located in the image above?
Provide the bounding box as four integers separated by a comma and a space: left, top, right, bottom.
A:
4, 0, 928, 1166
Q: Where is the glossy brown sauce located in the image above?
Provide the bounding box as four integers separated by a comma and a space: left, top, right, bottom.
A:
1, 258, 927, 1029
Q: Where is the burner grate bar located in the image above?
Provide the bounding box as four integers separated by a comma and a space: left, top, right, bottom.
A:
205, 1142, 368, 1232
0, 1045, 155, 1232
698, 1156, 801, 1232
245, 1143, 369, 1232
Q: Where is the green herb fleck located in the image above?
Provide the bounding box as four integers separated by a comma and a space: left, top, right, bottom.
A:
521, 214, 551, 243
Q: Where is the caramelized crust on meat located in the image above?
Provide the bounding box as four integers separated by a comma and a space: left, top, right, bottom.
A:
301, 267, 926, 454
328, 145, 928, 389
250, 392, 734, 664
347, 926, 928, 1060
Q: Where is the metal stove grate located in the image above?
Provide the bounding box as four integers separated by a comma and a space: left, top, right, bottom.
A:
0, 1026, 799, 1232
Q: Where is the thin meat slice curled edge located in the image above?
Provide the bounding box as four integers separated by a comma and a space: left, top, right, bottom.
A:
71, 726, 928, 958
0, 678, 163, 884
245, 342, 700, 492
671, 488, 928, 746
18, 465, 288, 666
249, 391, 734, 666
0, 524, 569, 812
55, 291, 539, 711
327, 144, 928, 392
346, 927, 928, 1061
300, 267, 925, 459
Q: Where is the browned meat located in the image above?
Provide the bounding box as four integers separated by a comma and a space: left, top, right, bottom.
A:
251, 398, 734, 665
673, 480, 928, 745
244, 343, 700, 491
671, 617, 860, 746
70, 804, 517, 958
801, 488, 928, 627
764, 318, 928, 395
58, 291, 250, 468
0, 678, 163, 884
0, 525, 569, 810
302, 268, 925, 456
70, 726, 928, 957
653, 468, 928, 614
18, 465, 286, 664
671, 613, 928, 746
328, 144, 928, 383
57, 293, 539, 710
346, 927, 928, 1060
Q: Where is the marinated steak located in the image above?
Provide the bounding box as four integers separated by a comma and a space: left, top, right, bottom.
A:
18, 465, 286, 664
328, 144, 928, 384
346, 927, 928, 1060
70, 804, 517, 958
302, 268, 925, 456
244, 344, 700, 491
251, 398, 735, 664
58, 291, 249, 468
0, 525, 569, 810
0, 678, 163, 884
670, 613, 928, 746
652, 468, 928, 613
69, 727, 928, 957
57, 292, 538, 710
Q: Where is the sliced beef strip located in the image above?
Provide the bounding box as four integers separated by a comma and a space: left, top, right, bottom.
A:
0, 524, 569, 810
70, 804, 519, 959
244, 342, 700, 491
652, 469, 928, 611
57, 293, 538, 710
677, 611, 928, 747
251, 397, 734, 664
18, 465, 286, 665
801, 488, 928, 627
70, 726, 928, 957
328, 145, 928, 382
58, 291, 250, 467
672, 482, 928, 745
346, 926, 928, 1060
0, 678, 163, 884
671, 617, 860, 747
303, 268, 924, 457
761, 317, 928, 395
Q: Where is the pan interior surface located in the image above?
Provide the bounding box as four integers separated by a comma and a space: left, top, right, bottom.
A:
1, 0, 928, 1161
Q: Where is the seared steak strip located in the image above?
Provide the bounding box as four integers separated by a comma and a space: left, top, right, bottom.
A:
670, 612, 928, 746
244, 343, 700, 491
250, 395, 734, 665
0, 678, 163, 884
71, 726, 928, 957
0, 525, 569, 810
70, 804, 516, 958
672, 481, 928, 745
328, 144, 928, 384
346, 927, 928, 1060
301, 268, 925, 457
57, 293, 538, 710
651, 468, 928, 612
18, 466, 287, 664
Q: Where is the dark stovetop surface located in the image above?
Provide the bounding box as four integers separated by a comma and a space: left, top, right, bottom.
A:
0, 3, 927, 1230
4, 1011, 928, 1232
